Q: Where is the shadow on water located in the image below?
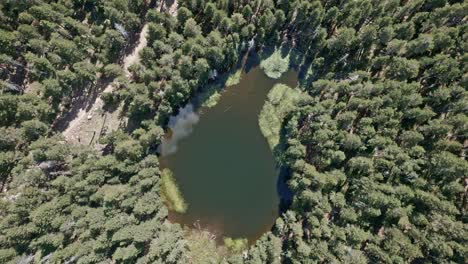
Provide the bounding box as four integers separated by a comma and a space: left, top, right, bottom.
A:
244, 51, 261, 74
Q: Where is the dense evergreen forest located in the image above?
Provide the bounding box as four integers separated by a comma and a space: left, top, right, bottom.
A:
0, 0, 467, 263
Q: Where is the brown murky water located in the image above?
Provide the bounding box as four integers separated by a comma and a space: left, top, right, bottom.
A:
161, 65, 297, 242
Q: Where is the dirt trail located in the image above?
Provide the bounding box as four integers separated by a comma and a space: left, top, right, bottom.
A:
61, 0, 177, 146
62, 25, 149, 145
159, 0, 178, 16
123, 24, 149, 75
168, 0, 178, 16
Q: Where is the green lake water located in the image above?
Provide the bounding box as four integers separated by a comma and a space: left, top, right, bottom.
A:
160, 65, 297, 242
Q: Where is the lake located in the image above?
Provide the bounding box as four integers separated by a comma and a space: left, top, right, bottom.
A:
160, 64, 297, 242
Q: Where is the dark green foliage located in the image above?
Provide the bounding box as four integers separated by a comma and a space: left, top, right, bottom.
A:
247, 1, 466, 263
1, 0, 467, 263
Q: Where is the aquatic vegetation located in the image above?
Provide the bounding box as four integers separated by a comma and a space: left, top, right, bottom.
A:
202, 91, 221, 108
161, 168, 188, 213
200, 69, 242, 108
198, 82, 223, 108
225, 69, 243, 87
260, 49, 290, 79
259, 84, 306, 150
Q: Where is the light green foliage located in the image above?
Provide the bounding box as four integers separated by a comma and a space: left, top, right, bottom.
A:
183, 18, 201, 38
202, 91, 221, 108
199, 82, 223, 108
113, 244, 140, 263
160, 169, 188, 213
115, 139, 144, 161
247, 233, 282, 264
198, 69, 243, 109
0, 249, 16, 263
259, 84, 306, 150
225, 69, 242, 87
260, 49, 290, 79
224, 237, 248, 253
98, 184, 130, 204
102, 63, 123, 79
186, 230, 224, 264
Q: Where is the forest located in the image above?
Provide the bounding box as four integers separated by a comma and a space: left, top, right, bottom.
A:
0, 0, 467, 263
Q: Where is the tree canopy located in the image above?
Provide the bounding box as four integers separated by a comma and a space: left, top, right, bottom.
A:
0, 0, 466, 263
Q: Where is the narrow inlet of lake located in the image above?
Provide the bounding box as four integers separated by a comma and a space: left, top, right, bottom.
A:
160, 65, 298, 242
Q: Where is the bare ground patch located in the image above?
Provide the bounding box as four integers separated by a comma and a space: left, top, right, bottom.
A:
57, 1, 177, 148
58, 24, 149, 148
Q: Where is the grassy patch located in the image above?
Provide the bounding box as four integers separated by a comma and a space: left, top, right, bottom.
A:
186, 230, 225, 263
259, 84, 307, 150
185, 231, 248, 262
260, 49, 290, 79
160, 168, 187, 213
225, 69, 242, 87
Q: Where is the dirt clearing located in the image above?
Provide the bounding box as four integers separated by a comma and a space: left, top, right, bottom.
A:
61, 25, 149, 146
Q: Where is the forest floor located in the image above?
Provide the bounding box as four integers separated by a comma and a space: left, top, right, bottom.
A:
58, 0, 178, 147
59, 24, 149, 146
168, 0, 178, 15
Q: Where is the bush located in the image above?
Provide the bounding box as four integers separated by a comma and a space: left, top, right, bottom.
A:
224, 237, 248, 252
21, 120, 48, 142
101, 91, 120, 108
102, 63, 123, 79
